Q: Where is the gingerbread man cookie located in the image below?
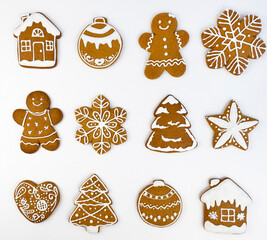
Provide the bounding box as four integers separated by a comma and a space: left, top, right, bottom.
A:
139, 13, 189, 79
13, 91, 63, 154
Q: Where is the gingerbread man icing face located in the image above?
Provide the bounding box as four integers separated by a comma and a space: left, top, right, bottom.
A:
26, 91, 50, 112
151, 13, 178, 35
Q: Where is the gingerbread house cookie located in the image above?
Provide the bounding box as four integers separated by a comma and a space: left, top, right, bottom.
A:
200, 178, 252, 234
13, 13, 61, 68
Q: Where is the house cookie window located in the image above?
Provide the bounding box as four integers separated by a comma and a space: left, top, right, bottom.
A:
221, 208, 235, 222
32, 28, 44, 37
21, 40, 31, 52
46, 41, 54, 51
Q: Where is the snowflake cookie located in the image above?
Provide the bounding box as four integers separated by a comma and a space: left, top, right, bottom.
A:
202, 9, 266, 75
206, 100, 258, 150
139, 13, 189, 79
14, 180, 60, 223
75, 95, 127, 154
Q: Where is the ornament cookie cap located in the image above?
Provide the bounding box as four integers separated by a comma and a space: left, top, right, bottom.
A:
13, 12, 61, 68
78, 17, 123, 69
137, 179, 182, 228
202, 9, 266, 75
200, 178, 252, 234
206, 100, 258, 150
14, 180, 60, 223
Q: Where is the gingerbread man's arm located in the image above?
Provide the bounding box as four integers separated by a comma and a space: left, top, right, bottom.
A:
13, 109, 27, 126
176, 30, 189, 49
139, 33, 154, 52
49, 108, 63, 125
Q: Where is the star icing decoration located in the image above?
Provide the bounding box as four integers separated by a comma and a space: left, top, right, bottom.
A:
202, 9, 266, 75
75, 95, 127, 154
206, 100, 259, 150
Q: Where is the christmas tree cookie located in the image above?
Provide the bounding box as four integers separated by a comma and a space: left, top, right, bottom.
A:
139, 12, 189, 79
137, 180, 182, 227
200, 178, 252, 234
14, 180, 60, 223
146, 95, 197, 152
13, 91, 63, 154
78, 17, 123, 69
75, 95, 127, 154
206, 100, 258, 150
202, 9, 266, 75
69, 174, 118, 233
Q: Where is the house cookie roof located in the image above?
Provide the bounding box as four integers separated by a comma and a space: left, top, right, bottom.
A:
200, 178, 252, 211
14, 12, 61, 37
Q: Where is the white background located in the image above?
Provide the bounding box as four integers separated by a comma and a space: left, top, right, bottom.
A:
0, 0, 266, 239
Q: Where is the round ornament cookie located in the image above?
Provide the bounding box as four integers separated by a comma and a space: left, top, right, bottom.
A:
137, 180, 182, 228
78, 17, 123, 69
14, 180, 60, 223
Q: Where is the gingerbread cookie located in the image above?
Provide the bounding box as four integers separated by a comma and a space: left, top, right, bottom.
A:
13, 12, 61, 68
75, 95, 127, 154
69, 174, 118, 233
137, 180, 182, 228
78, 17, 123, 69
14, 180, 60, 223
139, 13, 189, 79
202, 9, 266, 75
200, 178, 252, 234
13, 91, 63, 154
146, 95, 197, 152
206, 100, 258, 150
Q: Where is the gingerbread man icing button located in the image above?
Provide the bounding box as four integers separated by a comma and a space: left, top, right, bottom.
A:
139, 13, 189, 79
13, 91, 63, 154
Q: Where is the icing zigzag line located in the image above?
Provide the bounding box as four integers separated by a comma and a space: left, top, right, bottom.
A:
145, 34, 154, 51
20, 141, 39, 146
140, 200, 180, 210
41, 138, 60, 146
147, 58, 185, 67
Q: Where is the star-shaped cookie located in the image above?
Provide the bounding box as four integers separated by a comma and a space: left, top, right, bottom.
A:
206, 100, 258, 150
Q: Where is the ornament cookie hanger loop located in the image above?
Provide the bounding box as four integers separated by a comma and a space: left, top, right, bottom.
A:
153, 180, 165, 187
93, 17, 107, 23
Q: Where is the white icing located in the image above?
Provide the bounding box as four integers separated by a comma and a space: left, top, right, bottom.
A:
155, 107, 169, 115
153, 180, 165, 187
210, 179, 221, 187
162, 95, 179, 105
161, 136, 182, 143
14, 13, 60, 37
146, 129, 197, 152
19, 60, 56, 67
201, 178, 252, 211
151, 117, 168, 129
168, 13, 175, 18
204, 221, 247, 234
86, 226, 99, 233
80, 25, 122, 50
146, 58, 185, 67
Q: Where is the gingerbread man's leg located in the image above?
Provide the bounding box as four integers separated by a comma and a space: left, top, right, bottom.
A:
165, 54, 186, 77
145, 64, 165, 79
20, 136, 40, 154
40, 132, 60, 151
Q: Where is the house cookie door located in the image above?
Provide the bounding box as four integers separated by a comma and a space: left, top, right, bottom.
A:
33, 42, 44, 61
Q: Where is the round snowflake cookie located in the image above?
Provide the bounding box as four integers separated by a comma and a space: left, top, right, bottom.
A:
78, 17, 123, 69
137, 180, 182, 227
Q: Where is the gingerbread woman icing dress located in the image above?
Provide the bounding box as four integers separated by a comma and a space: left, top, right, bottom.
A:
139, 13, 189, 79
21, 110, 59, 147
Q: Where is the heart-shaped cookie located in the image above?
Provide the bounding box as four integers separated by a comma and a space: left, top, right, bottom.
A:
14, 180, 60, 223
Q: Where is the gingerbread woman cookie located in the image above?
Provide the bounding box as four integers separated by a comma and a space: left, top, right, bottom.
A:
139, 13, 189, 79
13, 91, 63, 154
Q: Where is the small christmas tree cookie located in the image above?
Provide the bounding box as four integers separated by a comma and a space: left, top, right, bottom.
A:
69, 174, 118, 233
146, 95, 197, 152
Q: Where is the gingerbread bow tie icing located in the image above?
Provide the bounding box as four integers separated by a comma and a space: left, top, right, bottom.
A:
14, 180, 60, 223
206, 100, 258, 150
200, 178, 252, 234
146, 95, 197, 152
137, 180, 182, 228
139, 13, 189, 79
69, 174, 118, 233
13, 12, 61, 68
78, 17, 123, 69
75, 95, 127, 154
202, 9, 266, 75
13, 91, 63, 154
